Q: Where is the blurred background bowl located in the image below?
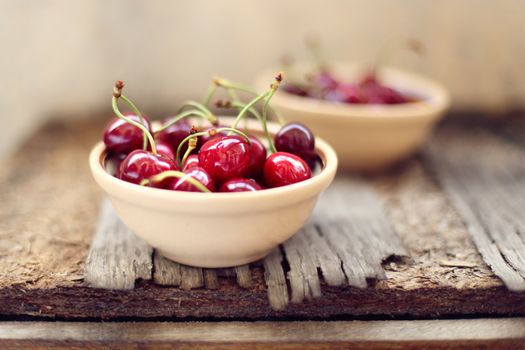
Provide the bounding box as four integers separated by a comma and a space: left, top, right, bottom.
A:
255, 63, 450, 172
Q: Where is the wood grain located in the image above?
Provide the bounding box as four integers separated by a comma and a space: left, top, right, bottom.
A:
425, 126, 525, 291
0, 319, 524, 350
84, 199, 153, 289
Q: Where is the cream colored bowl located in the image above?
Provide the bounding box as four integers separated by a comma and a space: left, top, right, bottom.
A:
255, 63, 450, 172
89, 118, 337, 268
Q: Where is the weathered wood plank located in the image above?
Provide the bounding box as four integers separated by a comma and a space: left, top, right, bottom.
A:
312, 177, 407, 288
234, 265, 253, 288
153, 251, 182, 286
262, 249, 289, 311
180, 266, 204, 290
1, 319, 524, 350
203, 269, 220, 289
84, 199, 152, 289
425, 128, 525, 291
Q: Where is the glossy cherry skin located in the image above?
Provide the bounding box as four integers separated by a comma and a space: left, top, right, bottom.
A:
105, 152, 127, 178
103, 114, 152, 154
198, 136, 251, 183
274, 122, 316, 167
219, 178, 263, 192
183, 154, 200, 171
153, 140, 176, 162
197, 126, 228, 152
245, 136, 267, 178
263, 152, 312, 188
155, 118, 192, 152
119, 150, 177, 187
168, 166, 215, 192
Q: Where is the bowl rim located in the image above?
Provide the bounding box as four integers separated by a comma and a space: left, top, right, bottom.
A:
89, 117, 338, 206
254, 62, 451, 120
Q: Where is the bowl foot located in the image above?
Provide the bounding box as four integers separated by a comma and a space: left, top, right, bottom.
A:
157, 248, 275, 268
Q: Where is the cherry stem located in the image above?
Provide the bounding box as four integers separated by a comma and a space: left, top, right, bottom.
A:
211, 76, 285, 125
176, 131, 209, 169
140, 170, 211, 193
177, 101, 215, 117
112, 82, 157, 155
155, 109, 217, 134
230, 91, 270, 130
181, 137, 197, 167
262, 80, 281, 154
119, 95, 148, 150
203, 84, 218, 106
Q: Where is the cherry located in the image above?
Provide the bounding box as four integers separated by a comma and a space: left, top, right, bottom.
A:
183, 154, 200, 171
283, 84, 309, 97
274, 122, 316, 168
245, 135, 267, 178
219, 178, 263, 192
263, 152, 312, 188
325, 83, 364, 104
309, 71, 338, 91
119, 150, 177, 187
151, 140, 176, 162
103, 114, 152, 153
198, 136, 251, 183
197, 125, 227, 152
105, 152, 127, 178
156, 118, 192, 152
168, 167, 215, 192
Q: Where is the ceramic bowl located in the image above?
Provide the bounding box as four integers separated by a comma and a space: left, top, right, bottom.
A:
255, 63, 450, 172
89, 118, 337, 268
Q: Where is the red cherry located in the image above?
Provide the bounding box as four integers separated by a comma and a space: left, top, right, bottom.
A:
168, 167, 215, 192
310, 71, 338, 91
359, 74, 407, 104
219, 178, 263, 192
198, 136, 251, 183
103, 114, 152, 154
105, 152, 127, 178
197, 126, 228, 152
119, 150, 177, 187
183, 154, 200, 171
263, 152, 312, 188
274, 122, 317, 169
152, 140, 176, 162
283, 84, 309, 97
245, 135, 267, 178
325, 83, 364, 104
156, 118, 192, 152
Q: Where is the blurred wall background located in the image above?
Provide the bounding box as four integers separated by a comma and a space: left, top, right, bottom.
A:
0, 0, 523, 157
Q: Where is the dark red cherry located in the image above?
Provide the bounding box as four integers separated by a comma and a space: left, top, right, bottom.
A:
105, 152, 127, 178
197, 126, 228, 152
152, 140, 176, 162
198, 136, 251, 183
219, 178, 263, 192
245, 135, 267, 178
103, 114, 152, 154
183, 154, 200, 171
156, 118, 192, 152
168, 167, 215, 192
359, 74, 407, 104
283, 84, 309, 97
119, 150, 177, 187
263, 152, 312, 188
325, 83, 364, 104
274, 122, 316, 166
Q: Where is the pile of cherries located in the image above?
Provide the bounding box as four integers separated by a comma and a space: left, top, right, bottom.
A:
282, 39, 422, 105
103, 74, 318, 193
283, 70, 411, 105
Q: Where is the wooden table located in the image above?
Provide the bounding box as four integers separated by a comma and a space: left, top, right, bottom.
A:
1, 114, 525, 348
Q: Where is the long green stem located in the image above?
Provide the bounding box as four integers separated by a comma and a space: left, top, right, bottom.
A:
176, 131, 209, 168
177, 101, 214, 116
155, 109, 217, 134
120, 94, 148, 150
140, 170, 211, 193
112, 96, 157, 154
262, 89, 278, 153
230, 91, 270, 130
203, 84, 218, 107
